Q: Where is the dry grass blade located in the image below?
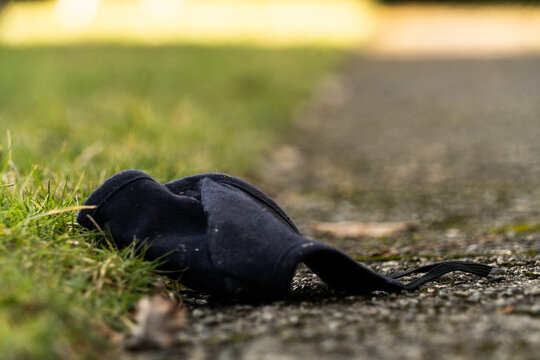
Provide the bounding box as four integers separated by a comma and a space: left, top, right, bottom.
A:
28, 205, 96, 220
311, 220, 413, 238
125, 294, 187, 351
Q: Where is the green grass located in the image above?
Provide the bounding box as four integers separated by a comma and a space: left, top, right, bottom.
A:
0, 44, 345, 359
492, 222, 540, 235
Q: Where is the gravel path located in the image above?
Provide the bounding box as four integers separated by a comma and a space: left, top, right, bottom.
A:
133, 6, 540, 360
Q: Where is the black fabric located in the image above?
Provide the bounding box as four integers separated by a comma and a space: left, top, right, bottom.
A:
77, 170, 498, 301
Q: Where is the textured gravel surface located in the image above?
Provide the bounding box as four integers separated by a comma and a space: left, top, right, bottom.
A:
128, 10, 540, 360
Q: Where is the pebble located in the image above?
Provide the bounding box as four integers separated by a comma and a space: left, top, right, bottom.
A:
320, 339, 338, 352
503, 287, 522, 296
525, 287, 540, 296
288, 315, 300, 325
192, 309, 205, 318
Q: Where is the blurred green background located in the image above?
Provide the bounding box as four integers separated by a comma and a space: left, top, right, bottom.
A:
0, 45, 343, 179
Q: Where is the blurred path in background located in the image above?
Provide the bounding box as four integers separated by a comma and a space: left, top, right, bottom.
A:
263, 4, 540, 228
247, 6, 540, 360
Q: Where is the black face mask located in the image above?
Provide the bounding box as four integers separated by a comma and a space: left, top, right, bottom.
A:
77, 170, 502, 301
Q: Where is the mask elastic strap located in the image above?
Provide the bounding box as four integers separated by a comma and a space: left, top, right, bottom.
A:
388, 261, 503, 291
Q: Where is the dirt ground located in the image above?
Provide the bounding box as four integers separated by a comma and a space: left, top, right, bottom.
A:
132, 6, 540, 360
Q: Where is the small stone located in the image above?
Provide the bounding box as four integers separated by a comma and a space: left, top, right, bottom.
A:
494, 298, 508, 306
192, 309, 205, 318
321, 339, 337, 352
503, 287, 522, 296
530, 305, 540, 315
327, 321, 340, 332
455, 290, 471, 297
288, 315, 299, 325
195, 299, 208, 305
261, 310, 274, 322
300, 328, 315, 340
202, 316, 219, 325
467, 292, 482, 303
525, 287, 540, 296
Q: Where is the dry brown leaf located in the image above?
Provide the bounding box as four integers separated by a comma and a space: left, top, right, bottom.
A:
503, 305, 515, 314
124, 294, 187, 351
311, 220, 413, 238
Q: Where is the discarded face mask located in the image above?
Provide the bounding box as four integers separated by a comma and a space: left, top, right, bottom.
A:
77, 170, 502, 301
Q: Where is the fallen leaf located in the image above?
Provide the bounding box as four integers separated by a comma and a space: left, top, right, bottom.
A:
503, 305, 515, 314
311, 221, 413, 238
124, 294, 187, 351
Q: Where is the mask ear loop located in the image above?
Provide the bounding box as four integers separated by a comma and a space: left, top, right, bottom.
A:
388, 261, 504, 291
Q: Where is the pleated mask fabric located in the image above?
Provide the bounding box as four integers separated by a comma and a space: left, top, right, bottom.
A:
77, 170, 500, 301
